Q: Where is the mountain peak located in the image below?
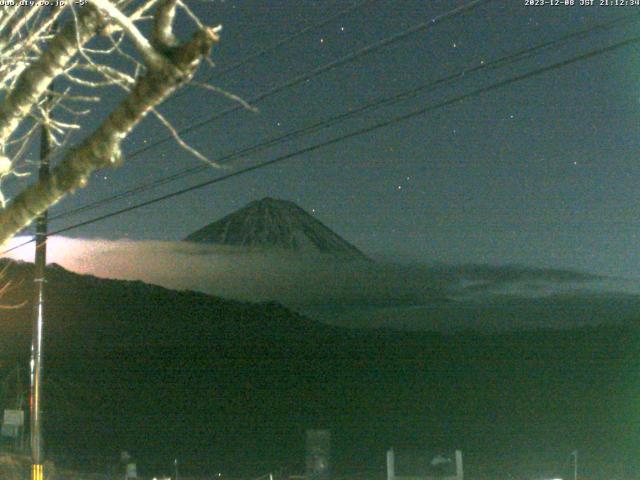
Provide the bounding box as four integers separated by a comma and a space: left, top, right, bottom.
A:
184, 198, 368, 260
251, 196, 299, 209
258, 196, 287, 203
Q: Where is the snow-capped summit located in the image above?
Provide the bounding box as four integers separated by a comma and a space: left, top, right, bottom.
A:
184, 197, 368, 259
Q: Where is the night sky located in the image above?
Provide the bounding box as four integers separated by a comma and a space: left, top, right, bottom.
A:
10, 1, 640, 278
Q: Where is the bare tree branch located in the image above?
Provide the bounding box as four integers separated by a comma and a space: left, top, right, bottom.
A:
153, 0, 178, 49
191, 81, 258, 112
91, 0, 166, 69
151, 107, 221, 167
0, 25, 221, 244
0, 6, 104, 149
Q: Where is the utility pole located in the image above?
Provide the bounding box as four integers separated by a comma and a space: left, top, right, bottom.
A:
30, 95, 52, 480
15, 364, 23, 451
572, 450, 578, 480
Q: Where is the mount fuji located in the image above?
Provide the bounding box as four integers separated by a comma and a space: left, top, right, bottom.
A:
184, 197, 368, 260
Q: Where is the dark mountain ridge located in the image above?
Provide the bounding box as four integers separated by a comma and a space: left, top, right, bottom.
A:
0, 260, 635, 479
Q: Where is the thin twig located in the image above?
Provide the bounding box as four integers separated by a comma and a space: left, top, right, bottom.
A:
191, 81, 258, 112
151, 107, 223, 168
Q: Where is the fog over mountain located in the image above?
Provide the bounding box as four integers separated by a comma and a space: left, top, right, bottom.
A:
2, 199, 637, 331
4, 235, 639, 331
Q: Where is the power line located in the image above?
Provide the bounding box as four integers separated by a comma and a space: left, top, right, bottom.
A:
120, 0, 495, 158
50, 12, 640, 222
217, 0, 374, 77
3, 32, 633, 254
49, 0, 496, 221
166, 0, 378, 103
187, 0, 377, 81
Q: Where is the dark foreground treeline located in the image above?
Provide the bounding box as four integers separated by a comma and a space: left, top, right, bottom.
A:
0, 260, 636, 480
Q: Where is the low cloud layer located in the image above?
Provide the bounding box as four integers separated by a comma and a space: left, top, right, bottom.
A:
4, 236, 639, 331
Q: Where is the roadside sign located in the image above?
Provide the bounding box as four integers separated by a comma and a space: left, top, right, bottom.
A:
3, 409, 23, 426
